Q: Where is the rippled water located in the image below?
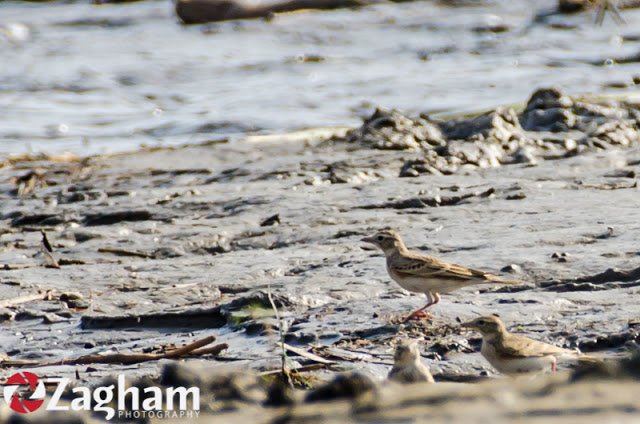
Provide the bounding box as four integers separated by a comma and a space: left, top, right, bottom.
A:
1, 0, 639, 157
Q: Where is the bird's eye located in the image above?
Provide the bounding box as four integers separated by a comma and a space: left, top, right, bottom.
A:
377, 236, 384, 241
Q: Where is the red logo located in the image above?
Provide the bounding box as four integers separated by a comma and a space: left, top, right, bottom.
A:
3, 372, 45, 413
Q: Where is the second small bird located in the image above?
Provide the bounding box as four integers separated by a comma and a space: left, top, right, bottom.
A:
462, 315, 600, 375
362, 229, 519, 322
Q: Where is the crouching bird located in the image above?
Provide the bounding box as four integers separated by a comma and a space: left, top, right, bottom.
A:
461, 315, 601, 375
388, 339, 434, 384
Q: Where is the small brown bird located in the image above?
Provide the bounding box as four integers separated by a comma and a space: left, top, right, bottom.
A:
461, 315, 599, 375
361, 229, 518, 321
388, 339, 434, 384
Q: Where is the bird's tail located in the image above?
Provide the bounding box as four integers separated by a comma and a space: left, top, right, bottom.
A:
576, 354, 604, 364
482, 273, 521, 285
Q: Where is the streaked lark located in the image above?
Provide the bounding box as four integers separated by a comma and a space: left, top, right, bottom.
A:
388, 339, 434, 384
361, 229, 518, 321
461, 315, 599, 375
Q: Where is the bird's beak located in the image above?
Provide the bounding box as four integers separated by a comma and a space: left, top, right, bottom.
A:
361, 236, 375, 244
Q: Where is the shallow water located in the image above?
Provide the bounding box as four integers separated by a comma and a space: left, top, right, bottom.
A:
1, 0, 640, 157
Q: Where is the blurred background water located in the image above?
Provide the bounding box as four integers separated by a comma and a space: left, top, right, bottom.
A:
0, 0, 639, 158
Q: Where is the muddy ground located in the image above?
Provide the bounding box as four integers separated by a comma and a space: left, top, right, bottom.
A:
1, 89, 640, 422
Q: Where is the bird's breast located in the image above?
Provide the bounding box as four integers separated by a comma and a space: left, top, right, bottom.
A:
388, 364, 434, 384
387, 265, 474, 294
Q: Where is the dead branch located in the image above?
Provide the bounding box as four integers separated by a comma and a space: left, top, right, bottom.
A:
0, 290, 54, 308
2, 263, 35, 271
283, 343, 336, 365
260, 363, 330, 376
98, 247, 154, 258
163, 336, 217, 358
0, 335, 226, 368
186, 343, 229, 357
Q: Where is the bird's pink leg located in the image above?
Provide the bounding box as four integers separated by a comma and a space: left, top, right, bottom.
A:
551, 359, 557, 373
403, 293, 440, 322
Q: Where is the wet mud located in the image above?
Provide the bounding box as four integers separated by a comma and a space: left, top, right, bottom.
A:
1, 89, 640, 422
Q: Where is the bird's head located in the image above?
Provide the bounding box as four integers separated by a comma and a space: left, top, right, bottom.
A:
361, 229, 405, 255
393, 339, 420, 365
461, 315, 506, 338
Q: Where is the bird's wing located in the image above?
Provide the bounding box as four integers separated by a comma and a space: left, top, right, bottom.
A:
390, 253, 490, 281
495, 334, 573, 359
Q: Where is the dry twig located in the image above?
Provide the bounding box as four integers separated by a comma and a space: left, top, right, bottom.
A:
0, 336, 227, 368
267, 284, 292, 387
98, 247, 154, 258
0, 290, 54, 308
